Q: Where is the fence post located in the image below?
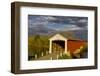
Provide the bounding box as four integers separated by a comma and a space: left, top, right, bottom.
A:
50, 57, 52, 60
60, 52, 63, 57
41, 52, 43, 56
35, 54, 37, 59
57, 55, 59, 60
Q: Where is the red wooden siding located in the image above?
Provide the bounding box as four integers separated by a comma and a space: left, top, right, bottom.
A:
67, 40, 87, 54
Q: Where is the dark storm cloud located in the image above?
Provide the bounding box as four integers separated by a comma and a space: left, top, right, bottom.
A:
28, 15, 88, 31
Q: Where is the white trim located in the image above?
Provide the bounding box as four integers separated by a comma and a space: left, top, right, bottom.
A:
49, 34, 67, 53
49, 34, 67, 41
49, 40, 52, 54
65, 40, 67, 53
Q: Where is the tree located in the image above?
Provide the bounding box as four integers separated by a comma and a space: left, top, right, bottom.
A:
72, 44, 88, 58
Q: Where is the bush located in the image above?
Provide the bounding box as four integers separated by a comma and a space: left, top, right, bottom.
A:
72, 44, 88, 58
58, 52, 72, 59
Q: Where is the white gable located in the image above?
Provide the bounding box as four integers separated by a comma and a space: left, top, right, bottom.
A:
49, 34, 67, 41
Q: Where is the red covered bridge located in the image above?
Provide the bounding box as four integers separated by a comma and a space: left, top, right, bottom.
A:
49, 33, 87, 54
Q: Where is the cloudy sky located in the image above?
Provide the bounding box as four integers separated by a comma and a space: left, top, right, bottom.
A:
28, 15, 88, 31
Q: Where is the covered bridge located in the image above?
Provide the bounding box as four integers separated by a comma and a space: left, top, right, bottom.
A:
49, 33, 87, 54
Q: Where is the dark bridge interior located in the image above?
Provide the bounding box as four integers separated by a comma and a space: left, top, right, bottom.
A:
52, 40, 65, 52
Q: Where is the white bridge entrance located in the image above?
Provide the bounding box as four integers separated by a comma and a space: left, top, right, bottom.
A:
49, 34, 67, 54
